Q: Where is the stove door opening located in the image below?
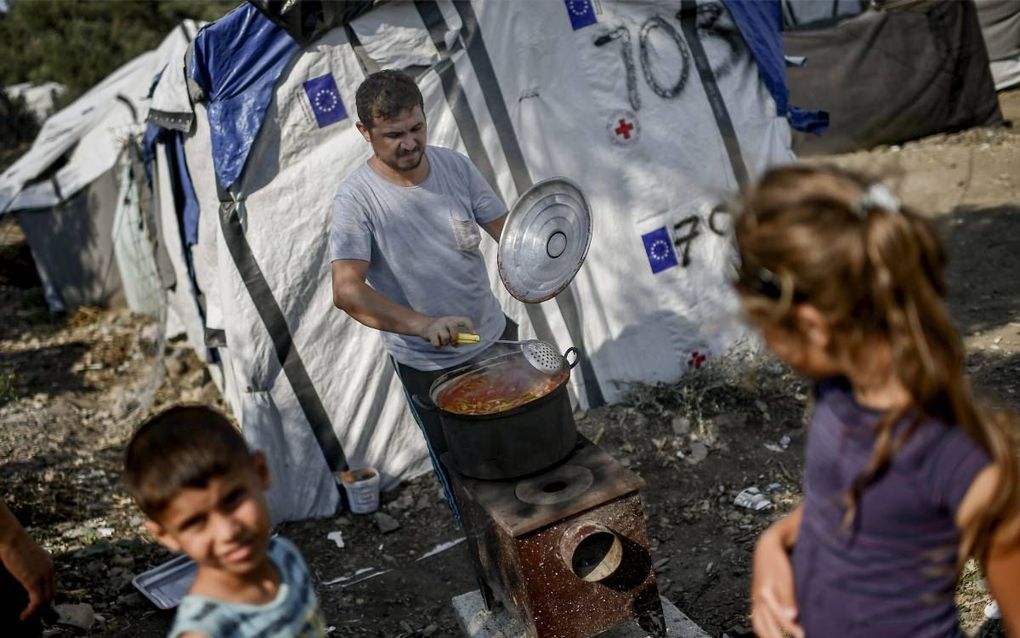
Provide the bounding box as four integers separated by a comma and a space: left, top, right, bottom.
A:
561, 522, 624, 582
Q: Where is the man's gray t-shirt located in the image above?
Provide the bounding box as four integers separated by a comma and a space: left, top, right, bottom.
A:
329, 146, 507, 371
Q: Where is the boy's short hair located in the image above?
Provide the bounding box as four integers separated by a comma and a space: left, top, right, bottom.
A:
355, 70, 424, 129
123, 405, 252, 519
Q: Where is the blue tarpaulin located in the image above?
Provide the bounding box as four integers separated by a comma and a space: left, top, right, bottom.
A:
723, 0, 828, 133
187, 3, 301, 190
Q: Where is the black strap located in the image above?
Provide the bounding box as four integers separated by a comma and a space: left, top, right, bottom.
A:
343, 22, 380, 76
451, 1, 532, 197
218, 197, 347, 471
678, 0, 749, 189
414, 1, 501, 192
179, 22, 194, 43
115, 94, 139, 123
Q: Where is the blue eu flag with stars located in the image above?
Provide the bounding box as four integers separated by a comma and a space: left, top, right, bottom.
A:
564, 0, 597, 31
641, 227, 678, 274
303, 74, 348, 128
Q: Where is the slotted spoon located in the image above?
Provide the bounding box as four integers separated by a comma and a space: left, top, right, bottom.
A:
457, 333, 567, 375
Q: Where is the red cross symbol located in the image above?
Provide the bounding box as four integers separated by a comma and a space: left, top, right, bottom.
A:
687, 351, 707, 370
614, 118, 634, 139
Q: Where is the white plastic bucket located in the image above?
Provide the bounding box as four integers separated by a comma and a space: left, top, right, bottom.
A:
337, 467, 380, 514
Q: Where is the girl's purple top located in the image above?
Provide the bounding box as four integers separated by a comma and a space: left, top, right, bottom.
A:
793, 378, 990, 637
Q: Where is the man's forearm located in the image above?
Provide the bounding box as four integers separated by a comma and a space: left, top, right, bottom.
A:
334, 280, 430, 337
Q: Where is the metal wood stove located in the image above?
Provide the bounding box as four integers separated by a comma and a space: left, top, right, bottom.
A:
444, 436, 666, 638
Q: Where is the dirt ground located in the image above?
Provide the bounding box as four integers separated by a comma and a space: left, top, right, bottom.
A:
1, 90, 1019, 638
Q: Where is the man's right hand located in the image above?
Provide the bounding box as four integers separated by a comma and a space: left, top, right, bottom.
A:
418, 316, 475, 348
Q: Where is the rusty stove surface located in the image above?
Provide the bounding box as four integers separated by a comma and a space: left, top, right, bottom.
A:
444, 436, 665, 638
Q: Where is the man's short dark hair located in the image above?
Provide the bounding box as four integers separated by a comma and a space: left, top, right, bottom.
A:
123, 405, 253, 519
355, 70, 424, 129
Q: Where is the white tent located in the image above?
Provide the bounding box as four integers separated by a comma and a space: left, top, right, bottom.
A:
976, 0, 1020, 91
147, 0, 803, 522
0, 21, 200, 312
3, 81, 65, 123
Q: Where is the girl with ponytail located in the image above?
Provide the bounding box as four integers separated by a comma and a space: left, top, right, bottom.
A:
736, 165, 1020, 638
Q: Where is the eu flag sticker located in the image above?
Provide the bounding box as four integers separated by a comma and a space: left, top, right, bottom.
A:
564, 0, 597, 31
303, 74, 348, 128
642, 227, 678, 274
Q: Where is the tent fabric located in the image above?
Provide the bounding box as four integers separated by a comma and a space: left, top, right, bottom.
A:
172, 134, 202, 246
0, 21, 199, 215
976, 0, 1020, 90
186, 3, 301, 190
780, 0, 866, 29
148, 0, 795, 521
111, 155, 163, 317
785, 0, 1003, 155
3, 82, 65, 122
723, 0, 827, 133
15, 167, 124, 310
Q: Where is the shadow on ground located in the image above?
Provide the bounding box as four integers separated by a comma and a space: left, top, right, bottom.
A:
939, 204, 1020, 336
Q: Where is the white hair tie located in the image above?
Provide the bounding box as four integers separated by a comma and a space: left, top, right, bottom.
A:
857, 183, 900, 217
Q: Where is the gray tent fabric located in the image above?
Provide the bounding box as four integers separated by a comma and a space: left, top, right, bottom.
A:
785, 0, 1003, 155
781, 0, 866, 30
15, 167, 124, 310
976, 0, 1020, 90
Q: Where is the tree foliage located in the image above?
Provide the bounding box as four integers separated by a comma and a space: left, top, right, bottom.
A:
0, 0, 238, 105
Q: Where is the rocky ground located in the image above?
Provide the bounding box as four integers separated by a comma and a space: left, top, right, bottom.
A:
1, 91, 1018, 637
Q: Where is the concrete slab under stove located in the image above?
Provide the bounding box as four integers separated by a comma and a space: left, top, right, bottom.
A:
452, 590, 711, 638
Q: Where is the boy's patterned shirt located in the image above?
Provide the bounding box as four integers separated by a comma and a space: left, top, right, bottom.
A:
169, 537, 326, 638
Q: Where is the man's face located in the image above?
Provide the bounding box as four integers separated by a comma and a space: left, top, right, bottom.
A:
145, 454, 273, 576
359, 105, 428, 173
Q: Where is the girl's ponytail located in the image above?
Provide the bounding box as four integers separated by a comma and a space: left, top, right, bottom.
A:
860, 192, 1018, 565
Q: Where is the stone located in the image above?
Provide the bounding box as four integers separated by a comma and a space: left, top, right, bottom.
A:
164, 354, 186, 377
55, 603, 96, 632
686, 441, 709, 465
671, 415, 690, 437
387, 491, 415, 513
116, 593, 146, 610
373, 512, 401, 534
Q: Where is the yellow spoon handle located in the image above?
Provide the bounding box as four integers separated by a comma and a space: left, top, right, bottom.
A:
457, 332, 481, 345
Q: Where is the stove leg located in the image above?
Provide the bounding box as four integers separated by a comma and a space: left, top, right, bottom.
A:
462, 527, 498, 612
476, 574, 496, 612
635, 586, 667, 637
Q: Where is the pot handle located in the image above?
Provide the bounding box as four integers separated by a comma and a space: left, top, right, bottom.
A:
564, 347, 580, 369
412, 395, 437, 413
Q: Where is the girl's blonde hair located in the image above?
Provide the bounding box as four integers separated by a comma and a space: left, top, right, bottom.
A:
734, 164, 1018, 565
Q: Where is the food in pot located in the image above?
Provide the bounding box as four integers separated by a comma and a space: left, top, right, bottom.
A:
437, 366, 568, 416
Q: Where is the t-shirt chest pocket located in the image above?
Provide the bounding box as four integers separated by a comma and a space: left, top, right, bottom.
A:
449, 209, 481, 252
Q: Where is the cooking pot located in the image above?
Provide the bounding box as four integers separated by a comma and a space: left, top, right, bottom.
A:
415, 347, 579, 480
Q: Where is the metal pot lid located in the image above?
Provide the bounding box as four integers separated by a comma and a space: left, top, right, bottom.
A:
498, 177, 592, 304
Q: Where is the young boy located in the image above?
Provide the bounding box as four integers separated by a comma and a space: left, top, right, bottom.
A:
124, 405, 326, 638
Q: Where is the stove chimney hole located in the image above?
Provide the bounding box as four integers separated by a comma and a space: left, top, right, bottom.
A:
542, 480, 568, 493
561, 523, 623, 583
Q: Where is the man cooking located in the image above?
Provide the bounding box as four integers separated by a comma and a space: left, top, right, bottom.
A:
330, 70, 516, 518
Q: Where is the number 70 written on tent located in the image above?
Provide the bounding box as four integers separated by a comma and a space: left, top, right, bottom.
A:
593, 8, 739, 112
